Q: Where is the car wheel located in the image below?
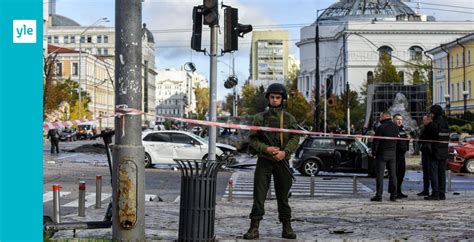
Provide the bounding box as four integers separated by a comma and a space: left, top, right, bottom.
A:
302, 159, 320, 176
465, 159, 474, 173
144, 153, 152, 168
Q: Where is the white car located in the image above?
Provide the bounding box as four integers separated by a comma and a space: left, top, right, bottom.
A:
142, 130, 236, 168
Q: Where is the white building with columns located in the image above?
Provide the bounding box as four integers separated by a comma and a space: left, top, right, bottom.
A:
296, 0, 474, 101
155, 69, 208, 124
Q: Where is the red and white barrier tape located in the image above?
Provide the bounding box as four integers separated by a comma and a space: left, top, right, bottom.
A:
43, 111, 454, 144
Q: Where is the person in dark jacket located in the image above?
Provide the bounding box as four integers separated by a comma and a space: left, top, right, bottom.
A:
371, 111, 400, 202
243, 83, 300, 240
47, 128, 60, 154
425, 105, 450, 200
391, 114, 409, 198
417, 114, 434, 196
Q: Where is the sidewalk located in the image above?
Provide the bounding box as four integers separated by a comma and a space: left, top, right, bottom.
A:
50, 190, 474, 241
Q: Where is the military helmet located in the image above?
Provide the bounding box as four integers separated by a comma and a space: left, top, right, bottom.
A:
265, 83, 288, 100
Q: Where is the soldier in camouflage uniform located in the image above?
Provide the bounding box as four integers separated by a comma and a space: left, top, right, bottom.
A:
243, 83, 300, 240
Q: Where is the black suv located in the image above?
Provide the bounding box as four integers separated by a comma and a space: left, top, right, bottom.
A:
292, 136, 375, 176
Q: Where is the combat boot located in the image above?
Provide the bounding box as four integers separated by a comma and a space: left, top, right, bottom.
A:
243, 219, 260, 239
281, 219, 297, 239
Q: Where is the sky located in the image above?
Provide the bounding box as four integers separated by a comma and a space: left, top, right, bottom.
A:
53, 0, 474, 100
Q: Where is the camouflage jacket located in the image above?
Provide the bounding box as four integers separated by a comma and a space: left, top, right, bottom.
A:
249, 107, 300, 161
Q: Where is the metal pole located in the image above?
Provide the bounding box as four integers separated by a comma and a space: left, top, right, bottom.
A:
53, 184, 61, 223
313, 13, 320, 132
310, 173, 315, 197
324, 77, 327, 134
232, 56, 237, 117
352, 175, 357, 195
78, 181, 86, 217
78, 41, 82, 120
346, 81, 350, 135
447, 170, 452, 192
113, 0, 145, 239
95, 175, 102, 209
208, 25, 218, 161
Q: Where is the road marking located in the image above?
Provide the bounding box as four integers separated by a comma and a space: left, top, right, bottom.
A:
63, 193, 111, 207
43, 191, 71, 203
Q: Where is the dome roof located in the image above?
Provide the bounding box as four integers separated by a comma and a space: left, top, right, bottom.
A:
319, 0, 415, 21
50, 14, 81, 26
142, 23, 154, 43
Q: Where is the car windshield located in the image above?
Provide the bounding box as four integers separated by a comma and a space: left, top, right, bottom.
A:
188, 132, 208, 144
354, 139, 369, 151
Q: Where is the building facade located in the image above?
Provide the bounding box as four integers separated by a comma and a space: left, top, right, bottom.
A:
250, 30, 289, 82
296, 0, 474, 102
46, 15, 157, 127
427, 33, 474, 116
48, 45, 115, 128
155, 69, 208, 124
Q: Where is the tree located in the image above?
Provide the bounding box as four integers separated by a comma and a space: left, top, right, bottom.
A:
240, 83, 257, 115
287, 71, 312, 127
405, 60, 433, 106
373, 53, 401, 84
194, 84, 209, 120
250, 85, 267, 114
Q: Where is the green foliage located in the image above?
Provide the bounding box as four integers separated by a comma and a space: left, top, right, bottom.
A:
373, 53, 401, 84
194, 84, 209, 120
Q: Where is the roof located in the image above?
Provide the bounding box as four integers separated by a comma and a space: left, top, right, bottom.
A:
426, 33, 474, 54
318, 0, 415, 22
48, 45, 79, 54
142, 23, 154, 43
50, 14, 81, 26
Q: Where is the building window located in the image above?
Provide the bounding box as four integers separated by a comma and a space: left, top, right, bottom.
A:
469, 80, 472, 99
71, 36, 75, 43
72, 62, 78, 76
103, 48, 108, 55
97, 35, 102, 43
378, 46, 393, 59
456, 83, 460, 101
398, 71, 404, 83
53, 36, 59, 44
367, 71, 374, 82
97, 48, 102, 55
104, 35, 109, 43
80, 36, 85, 43
47, 36, 52, 43
305, 76, 310, 97
451, 84, 454, 101
468, 49, 471, 65
408, 46, 423, 61
64, 36, 69, 44
87, 35, 92, 43
55, 63, 62, 76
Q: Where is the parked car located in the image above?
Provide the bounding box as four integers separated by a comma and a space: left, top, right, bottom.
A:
448, 139, 474, 174
59, 128, 77, 142
292, 136, 375, 176
142, 130, 237, 168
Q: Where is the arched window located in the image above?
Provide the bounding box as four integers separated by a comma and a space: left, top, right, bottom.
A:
398, 71, 404, 83
409, 46, 423, 61
367, 71, 374, 82
378, 46, 393, 59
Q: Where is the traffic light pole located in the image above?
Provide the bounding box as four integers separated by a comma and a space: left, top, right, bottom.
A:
113, 0, 145, 240
208, 25, 218, 161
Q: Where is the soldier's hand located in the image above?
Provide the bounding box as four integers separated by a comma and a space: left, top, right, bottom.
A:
266, 146, 280, 155
273, 150, 286, 161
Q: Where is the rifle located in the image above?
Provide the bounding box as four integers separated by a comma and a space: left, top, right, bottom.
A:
259, 131, 296, 181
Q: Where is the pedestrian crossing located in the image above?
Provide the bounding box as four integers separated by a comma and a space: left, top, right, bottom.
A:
224, 171, 373, 199
43, 191, 158, 208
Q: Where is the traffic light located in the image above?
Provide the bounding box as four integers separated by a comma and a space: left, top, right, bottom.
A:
326, 75, 333, 96
202, 0, 218, 26
327, 95, 336, 107
191, 6, 203, 51
223, 6, 252, 52
224, 76, 238, 89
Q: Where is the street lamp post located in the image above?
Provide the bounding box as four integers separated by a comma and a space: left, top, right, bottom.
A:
444, 94, 451, 117
313, 9, 322, 132
78, 17, 109, 120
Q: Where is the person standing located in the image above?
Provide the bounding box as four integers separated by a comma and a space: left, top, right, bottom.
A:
371, 111, 399, 202
243, 83, 300, 240
47, 128, 60, 154
392, 114, 409, 199
425, 105, 450, 200
417, 114, 434, 196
